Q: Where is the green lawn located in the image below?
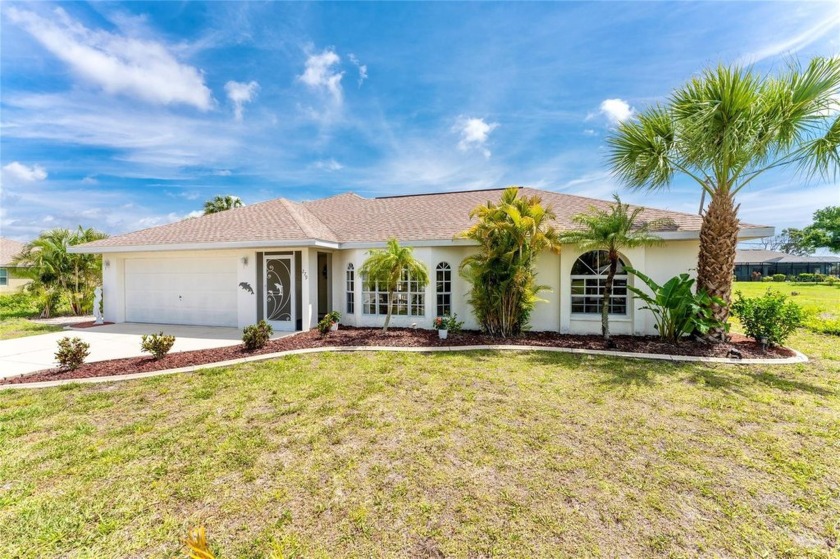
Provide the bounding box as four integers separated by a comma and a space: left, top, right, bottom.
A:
1, 328, 838, 557
732, 281, 840, 335
0, 293, 64, 340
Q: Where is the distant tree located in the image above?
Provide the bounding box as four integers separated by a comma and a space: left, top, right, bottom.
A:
608, 57, 840, 336
758, 228, 813, 256
803, 206, 840, 253
559, 194, 669, 346
359, 238, 429, 332
12, 227, 109, 317
459, 187, 562, 337
203, 195, 243, 215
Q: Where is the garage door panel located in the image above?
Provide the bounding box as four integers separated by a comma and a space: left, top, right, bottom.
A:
125, 257, 237, 327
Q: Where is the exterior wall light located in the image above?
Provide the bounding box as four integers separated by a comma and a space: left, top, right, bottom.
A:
241, 256, 248, 266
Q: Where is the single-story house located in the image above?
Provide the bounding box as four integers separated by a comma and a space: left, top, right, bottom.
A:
734, 249, 840, 281
0, 237, 30, 293
73, 187, 772, 335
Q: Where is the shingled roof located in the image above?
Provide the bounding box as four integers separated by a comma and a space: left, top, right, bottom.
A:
0, 237, 25, 267
77, 187, 771, 251
735, 249, 840, 264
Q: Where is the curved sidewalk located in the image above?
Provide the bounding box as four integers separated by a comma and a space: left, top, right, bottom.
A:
0, 344, 809, 390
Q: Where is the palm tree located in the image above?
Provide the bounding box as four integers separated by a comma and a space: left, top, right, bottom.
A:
12, 227, 108, 316
559, 194, 669, 346
203, 195, 243, 215
359, 238, 429, 332
608, 57, 840, 333
459, 187, 562, 337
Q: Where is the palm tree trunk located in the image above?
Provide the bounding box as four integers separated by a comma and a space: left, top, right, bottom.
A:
603, 253, 618, 347
696, 192, 740, 339
382, 289, 394, 332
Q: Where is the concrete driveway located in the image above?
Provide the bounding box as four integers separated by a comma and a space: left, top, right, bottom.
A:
0, 323, 247, 379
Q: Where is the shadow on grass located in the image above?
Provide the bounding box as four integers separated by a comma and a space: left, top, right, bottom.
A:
747, 370, 835, 396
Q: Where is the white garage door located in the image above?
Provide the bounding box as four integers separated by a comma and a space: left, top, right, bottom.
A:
125, 257, 238, 327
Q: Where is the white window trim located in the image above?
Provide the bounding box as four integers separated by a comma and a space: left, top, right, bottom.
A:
570, 274, 630, 317
435, 262, 452, 317
361, 270, 426, 317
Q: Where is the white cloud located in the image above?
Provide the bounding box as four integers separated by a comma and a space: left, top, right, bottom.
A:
739, 12, 840, 64
454, 117, 499, 159
599, 98, 634, 124
313, 159, 343, 172
7, 7, 213, 110
2, 161, 48, 182
348, 53, 368, 86
214, 169, 233, 176
81, 175, 98, 185
225, 80, 259, 121
582, 129, 597, 137
298, 48, 344, 104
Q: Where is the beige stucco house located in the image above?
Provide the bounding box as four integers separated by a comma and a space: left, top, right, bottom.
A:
72, 187, 772, 335
0, 237, 30, 293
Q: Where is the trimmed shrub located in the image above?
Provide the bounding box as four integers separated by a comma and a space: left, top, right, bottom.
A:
140, 332, 176, 359
797, 273, 815, 283
772, 274, 786, 282
814, 273, 826, 283
242, 320, 273, 350
317, 316, 334, 335
825, 276, 837, 286
761, 276, 774, 282
731, 289, 803, 347
55, 336, 90, 370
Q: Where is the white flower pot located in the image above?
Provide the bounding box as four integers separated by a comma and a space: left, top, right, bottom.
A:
331, 322, 338, 332
438, 329, 448, 340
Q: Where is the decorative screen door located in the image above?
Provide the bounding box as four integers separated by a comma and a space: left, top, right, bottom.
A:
264, 255, 295, 330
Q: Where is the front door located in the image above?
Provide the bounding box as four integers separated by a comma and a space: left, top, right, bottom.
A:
264, 255, 295, 331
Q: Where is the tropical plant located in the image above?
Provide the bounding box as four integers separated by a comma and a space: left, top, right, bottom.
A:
559, 194, 670, 346
731, 289, 803, 347
432, 314, 463, 334
360, 239, 429, 332
459, 187, 562, 337
203, 195, 243, 215
140, 332, 176, 359
55, 336, 90, 370
608, 57, 840, 334
626, 268, 725, 343
11, 227, 108, 317
242, 320, 273, 350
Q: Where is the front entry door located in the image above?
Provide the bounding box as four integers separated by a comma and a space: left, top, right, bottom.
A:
264, 255, 295, 331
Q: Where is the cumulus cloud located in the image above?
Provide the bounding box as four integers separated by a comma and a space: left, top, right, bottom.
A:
225, 80, 259, 121
2, 161, 48, 183
298, 48, 344, 104
348, 53, 368, 86
313, 159, 343, 172
7, 7, 213, 110
454, 117, 499, 159
599, 98, 634, 124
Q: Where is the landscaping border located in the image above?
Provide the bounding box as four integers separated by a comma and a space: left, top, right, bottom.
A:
1, 344, 809, 390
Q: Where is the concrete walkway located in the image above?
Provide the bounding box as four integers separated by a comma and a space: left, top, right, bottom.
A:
0, 323, 248, 379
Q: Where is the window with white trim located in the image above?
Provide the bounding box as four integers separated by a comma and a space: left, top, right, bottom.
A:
0, 268, 7, 287
346, 264, 355, 314
435, 262, 452, 316
362, 269, 425, 316
570, 251, 628, 315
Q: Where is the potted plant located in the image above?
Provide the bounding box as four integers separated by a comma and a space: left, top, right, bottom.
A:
326, 310, 341, 331
433, 316, 449, 339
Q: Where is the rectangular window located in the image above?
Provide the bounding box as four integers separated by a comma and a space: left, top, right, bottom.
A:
435, 264, 452, 316
362, 270, 425, 317
0, 268, 7, 287
346, 266, 355, 314
570, 277, 627, 315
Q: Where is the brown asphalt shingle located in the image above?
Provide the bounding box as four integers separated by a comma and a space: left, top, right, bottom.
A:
79, 187, 766, 249
0, 237, 25, 266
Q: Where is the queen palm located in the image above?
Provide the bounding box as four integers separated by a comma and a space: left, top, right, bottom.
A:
360, 238, 429, 332
203, 195, 243, 215
559, 194, 668, 346
608, 57, 840, 333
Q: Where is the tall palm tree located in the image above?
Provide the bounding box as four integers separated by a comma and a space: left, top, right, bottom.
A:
12, 227, 108, 316
203, 195, 243, 215
559, 194, 669, 346
608, 57, 840, 333
359, 238, 429, 332
459, 187, 562, 337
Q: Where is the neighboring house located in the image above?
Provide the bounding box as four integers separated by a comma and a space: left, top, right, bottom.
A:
734, 249, 840, 281
73, 187, 772, 335
0, 237, 30, 293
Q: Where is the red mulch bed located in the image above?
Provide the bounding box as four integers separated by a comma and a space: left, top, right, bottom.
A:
2, 327, 795, 385
68, 321, 115, 328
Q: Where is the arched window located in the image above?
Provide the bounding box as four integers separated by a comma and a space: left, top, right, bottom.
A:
436, 262, 452, 317
570, 251, 629, 315
346, 263, 355, 314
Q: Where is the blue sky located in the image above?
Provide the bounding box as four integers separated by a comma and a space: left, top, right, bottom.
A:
1, 1, 838, 242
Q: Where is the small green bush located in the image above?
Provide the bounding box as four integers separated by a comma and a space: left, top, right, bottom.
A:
814, 273, 825, 283
797, 273, 815, 283
825, 276, 838, 286
55, 336, 90, 370
317, 316, 334, 335
0, 292, 41, 319
761, 276, 774, 282
242, 320, 273, 350
731, 289, 804, 347
140, 332, 176, 359
772, 274, 786, 282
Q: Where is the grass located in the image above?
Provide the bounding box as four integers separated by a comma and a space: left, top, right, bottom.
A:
0, 293, 63, 340
732, 281, 840, 335
1, 328, 838, 557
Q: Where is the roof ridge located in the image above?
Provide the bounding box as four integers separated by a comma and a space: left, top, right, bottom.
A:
279, 198, 338, 241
